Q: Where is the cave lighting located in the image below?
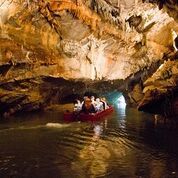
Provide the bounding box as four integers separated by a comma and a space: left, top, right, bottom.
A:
102, 92, 126, 116
117, 95, 126, 107
116, 95, 126, 128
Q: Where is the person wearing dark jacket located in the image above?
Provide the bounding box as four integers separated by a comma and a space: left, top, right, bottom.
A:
81, 98, 96, 114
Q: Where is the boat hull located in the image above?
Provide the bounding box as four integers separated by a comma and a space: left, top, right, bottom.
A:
64, 106, 113, 122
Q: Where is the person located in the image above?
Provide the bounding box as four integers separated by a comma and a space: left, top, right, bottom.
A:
100, 97, 109, 110
73, 99, 82, 112
91, 96, 97, 106
95, 98, 103, 112
81, 96, 90, 105
81, 98, 96, 114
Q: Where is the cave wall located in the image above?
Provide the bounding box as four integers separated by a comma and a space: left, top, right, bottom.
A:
145, 0, 178, 23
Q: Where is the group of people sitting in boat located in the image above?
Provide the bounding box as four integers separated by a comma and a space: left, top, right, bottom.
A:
73, 96, 109, 114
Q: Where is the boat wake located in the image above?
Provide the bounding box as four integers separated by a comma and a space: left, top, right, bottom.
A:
46, 123, 70, 128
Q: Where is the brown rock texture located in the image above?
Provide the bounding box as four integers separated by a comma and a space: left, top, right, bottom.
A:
138, 59, 178, 117
145, 0, 178, 22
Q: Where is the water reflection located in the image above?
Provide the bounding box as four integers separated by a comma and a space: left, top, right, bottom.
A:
1, 103, 178, 177
72, 121, 110, 177
93, 124, 103, 136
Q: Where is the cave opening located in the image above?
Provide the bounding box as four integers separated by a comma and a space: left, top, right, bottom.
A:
103, 91, 126, 105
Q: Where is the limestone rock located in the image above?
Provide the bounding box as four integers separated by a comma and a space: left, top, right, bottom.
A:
138, 60, 178, 116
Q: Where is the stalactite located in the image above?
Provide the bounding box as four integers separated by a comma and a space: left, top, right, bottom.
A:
48, 0, 125, 40
49, 0, 100, 31
38, 0, 62, 39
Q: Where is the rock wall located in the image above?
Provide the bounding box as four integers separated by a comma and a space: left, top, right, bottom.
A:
145, 0, 178, 22
138, 59, 178, 116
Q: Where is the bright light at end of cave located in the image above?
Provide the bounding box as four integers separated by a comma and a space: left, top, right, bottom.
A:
117, 95, 126, 108
116, 94, 126, 120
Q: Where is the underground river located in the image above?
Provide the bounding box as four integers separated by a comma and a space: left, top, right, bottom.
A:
0, 95, 178, 178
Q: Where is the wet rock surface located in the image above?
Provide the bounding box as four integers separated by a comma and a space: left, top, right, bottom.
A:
138, 59, 178, 117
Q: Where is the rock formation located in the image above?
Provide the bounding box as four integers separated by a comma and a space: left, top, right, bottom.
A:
0, 0, 178, 117
138, 59, 178, 117
145, 0, 178, 22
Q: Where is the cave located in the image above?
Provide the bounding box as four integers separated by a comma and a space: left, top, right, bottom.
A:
0, 0, 178, 119
0, 0, 178, 177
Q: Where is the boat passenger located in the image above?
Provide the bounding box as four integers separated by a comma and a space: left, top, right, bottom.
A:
81, 98, 96, 114
73, 99, 82, 112
91, 96, 97, 106
81, 96, 90, 105
95, 98, 104, 112
100, 97, 109, 110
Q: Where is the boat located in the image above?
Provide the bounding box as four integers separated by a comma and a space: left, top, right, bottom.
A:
63, 106, 114, 122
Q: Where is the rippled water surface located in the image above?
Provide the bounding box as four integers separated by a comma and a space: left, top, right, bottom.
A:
0, 104, 178, 178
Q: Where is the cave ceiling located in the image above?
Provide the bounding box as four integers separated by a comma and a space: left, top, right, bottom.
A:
0, 0, 178, 81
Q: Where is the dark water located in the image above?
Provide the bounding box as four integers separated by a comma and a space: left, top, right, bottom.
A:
0, 104, 178, 178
